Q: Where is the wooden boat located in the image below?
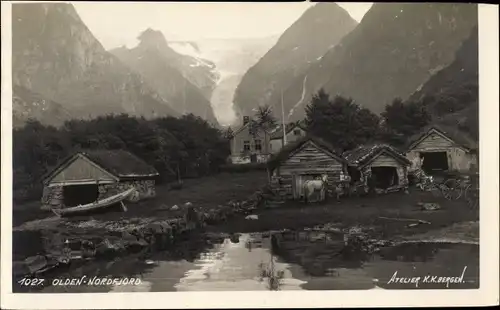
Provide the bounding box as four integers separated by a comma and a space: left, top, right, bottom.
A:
52, 187, 135, 217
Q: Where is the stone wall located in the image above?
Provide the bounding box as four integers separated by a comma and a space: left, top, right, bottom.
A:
362, 165, 408, 192
406, 148, 478, 174
41, 186, 63, 210
98, 179, 156, 201
41, 179, 155, 210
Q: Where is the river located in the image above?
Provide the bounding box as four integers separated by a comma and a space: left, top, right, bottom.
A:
32, 232, 479, 293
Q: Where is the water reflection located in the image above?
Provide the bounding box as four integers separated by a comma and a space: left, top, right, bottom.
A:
173, 233, 305, 291
35, 231, 479, 293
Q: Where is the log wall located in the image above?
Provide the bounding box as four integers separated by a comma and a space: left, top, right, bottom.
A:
273, 142, 347, 201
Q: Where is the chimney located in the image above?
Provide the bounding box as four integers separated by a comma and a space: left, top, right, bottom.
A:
243, 116, 250, 125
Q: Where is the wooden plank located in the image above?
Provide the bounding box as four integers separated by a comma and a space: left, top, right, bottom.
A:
370, 154, 401, 167
412, 132, 454, 150
51, 157, 117, 183
48, 179, 115, 187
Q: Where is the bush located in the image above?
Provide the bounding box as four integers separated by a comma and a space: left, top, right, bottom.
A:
13, 114, 230, 203
219, 163, 268, 173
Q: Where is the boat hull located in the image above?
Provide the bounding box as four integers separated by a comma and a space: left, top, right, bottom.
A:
52, 188, 135, 217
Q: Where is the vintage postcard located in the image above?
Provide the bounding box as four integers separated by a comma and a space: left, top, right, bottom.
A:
1, 1, 498, 309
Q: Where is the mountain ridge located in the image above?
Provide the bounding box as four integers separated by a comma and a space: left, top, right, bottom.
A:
233, 2, 358, 123
110, 28, 218, 124
12, 2, 180, 126
280, 3, 478, 121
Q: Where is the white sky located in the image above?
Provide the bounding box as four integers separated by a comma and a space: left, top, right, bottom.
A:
73, 1, 373, 50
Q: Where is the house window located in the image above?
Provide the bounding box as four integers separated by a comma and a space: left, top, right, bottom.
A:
293, 129, 301, 136
255, 139, 262, 151
243, 141, 250, 151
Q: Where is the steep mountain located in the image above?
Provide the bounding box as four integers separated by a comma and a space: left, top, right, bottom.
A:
12, 85, 72, 128
409, 26, 478, 103
12, 3, 179, 125
280, 3, 478, 121
410, 26, 479, 139
169, 35, 279, 126
233, 2, 358, 122
110, 29, 218, 124
125, 31, 220, 100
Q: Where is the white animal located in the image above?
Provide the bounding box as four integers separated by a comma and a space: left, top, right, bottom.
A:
303, 174, 328, 203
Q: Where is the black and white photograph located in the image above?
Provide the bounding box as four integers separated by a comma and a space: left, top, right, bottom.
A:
1, 1, 498, 309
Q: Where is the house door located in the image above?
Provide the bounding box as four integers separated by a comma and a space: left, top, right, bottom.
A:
295, 175, 321, 201
250, 154, 257, 163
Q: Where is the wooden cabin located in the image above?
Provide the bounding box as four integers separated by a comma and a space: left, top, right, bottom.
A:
41, 150, 159, 210
267, 136, 349, 202
343, 144, 411, 194
406, 125, 478, 175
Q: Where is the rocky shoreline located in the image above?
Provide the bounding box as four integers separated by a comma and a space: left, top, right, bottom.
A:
13, 186, 271, 279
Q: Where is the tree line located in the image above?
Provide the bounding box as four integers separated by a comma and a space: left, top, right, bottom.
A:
228, 84, 478, 154
305, 84, 477, 152
207, 83, 477, 155
13, 114, 230, 203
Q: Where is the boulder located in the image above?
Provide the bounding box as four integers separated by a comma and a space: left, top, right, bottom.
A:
171, 205, 180, 211
24, 255, 48, 274
245, 214, 259, 220
420, 202, 441, 211
157, 204, 170, 210
95, 238, 125, 259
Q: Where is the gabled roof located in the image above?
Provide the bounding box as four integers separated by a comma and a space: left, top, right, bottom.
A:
343, 143, 410, 168
406, 124, 478, 151
232, 120, 271, 137
232, 121, 251, 136
43, 149, 159, 183
270, 122, 307, 140
267, 135, 347, 170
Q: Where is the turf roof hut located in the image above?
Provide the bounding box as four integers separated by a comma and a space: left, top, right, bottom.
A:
41, 150, 159, 210
267, 135, 349, 202
405, 124, 478, 174
343, 144, 411, 192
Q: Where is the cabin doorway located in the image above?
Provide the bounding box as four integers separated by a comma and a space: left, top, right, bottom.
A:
421, 151, 449, 173
294, 174, 324, 202
63, 184, 99, 207
371, 167, 399, 189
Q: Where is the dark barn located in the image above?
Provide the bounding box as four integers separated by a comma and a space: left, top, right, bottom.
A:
41, 150, 159, 210
343, 144, 411, 193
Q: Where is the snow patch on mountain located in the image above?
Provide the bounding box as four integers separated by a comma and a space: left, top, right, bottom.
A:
168, 36, 278, 125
